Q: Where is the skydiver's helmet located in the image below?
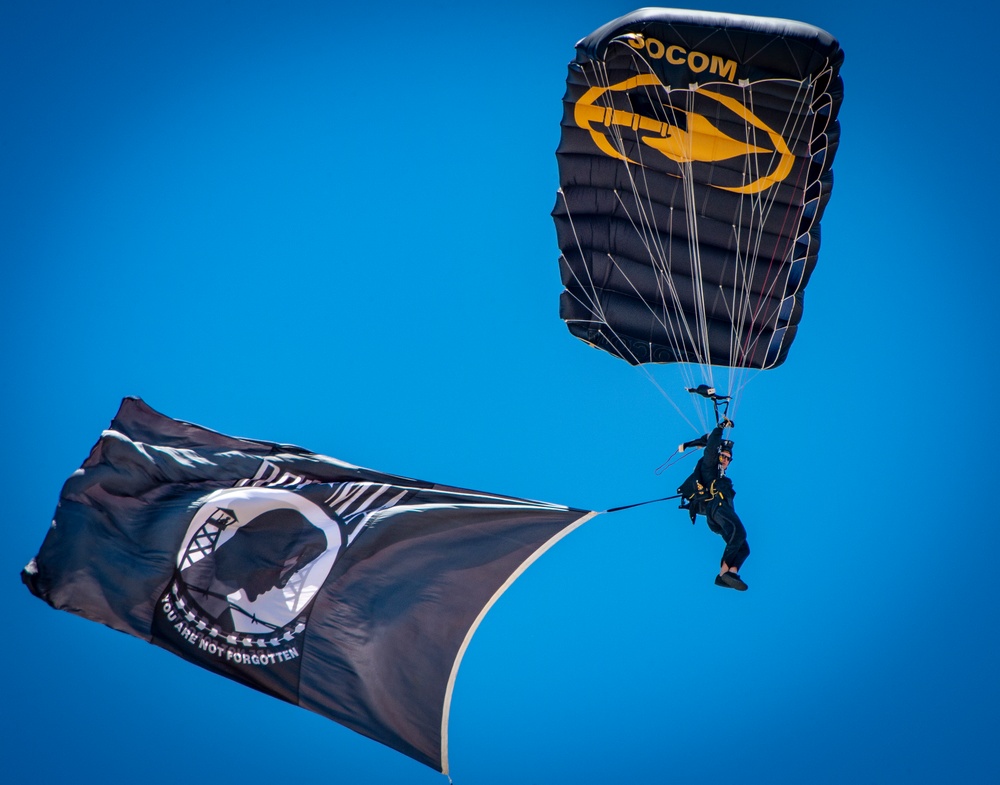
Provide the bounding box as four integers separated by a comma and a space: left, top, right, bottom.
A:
719, 440, 734, 461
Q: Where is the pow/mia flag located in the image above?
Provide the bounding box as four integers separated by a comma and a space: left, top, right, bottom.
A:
22, 398, 595, 773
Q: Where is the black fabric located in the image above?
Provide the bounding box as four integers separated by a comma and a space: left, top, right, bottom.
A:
22, 397, 592, 773
554, 8, 844, 369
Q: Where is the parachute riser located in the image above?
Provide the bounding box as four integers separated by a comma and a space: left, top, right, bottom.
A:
686, 383, 731, 426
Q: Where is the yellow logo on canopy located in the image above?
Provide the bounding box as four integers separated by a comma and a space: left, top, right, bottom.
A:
573, 74, 794, 195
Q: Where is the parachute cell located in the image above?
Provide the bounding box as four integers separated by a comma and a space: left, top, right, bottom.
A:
553, 8, 844, 381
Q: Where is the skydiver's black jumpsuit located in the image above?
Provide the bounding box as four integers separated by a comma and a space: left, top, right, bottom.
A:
679, 425, 750, 572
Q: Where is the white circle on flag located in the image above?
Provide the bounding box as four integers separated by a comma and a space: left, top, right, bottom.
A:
177, 486, 341, 633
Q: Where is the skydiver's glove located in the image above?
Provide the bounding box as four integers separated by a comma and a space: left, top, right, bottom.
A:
720, 417, 734, 428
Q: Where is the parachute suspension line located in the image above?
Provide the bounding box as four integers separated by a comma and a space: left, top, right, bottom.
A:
602, 50, 743, 432
730, 78, 815, 406
729, 80, 784, 390
635, 363, 700, 432
596, 108, 706, 429
615, 60, 717, 431
658, 83, 724, 428
684, 77, 790, 419
565, 64, 649, 350
728, 80, 765, 393
722, 76, 817, 409
731, 377, 756, 422
572, 54, 710, 431
608, 48, 712, 378
609, 184, 707, 380
731, 86, 765, 393
615, 59, 714, 412
565, 61, 658, 356
619, 81, 700, 368
653, 81, 716, 379
678, 87, 714, 390
716, 76, 801, 409
555, 187, 612, 326
752, 76, 817, 334
556, 100, 697, 431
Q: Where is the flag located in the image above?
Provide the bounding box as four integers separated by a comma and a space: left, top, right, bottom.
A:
22, 397, 595, 773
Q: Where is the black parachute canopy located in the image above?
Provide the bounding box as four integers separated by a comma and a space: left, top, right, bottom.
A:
554, 8, 844, 369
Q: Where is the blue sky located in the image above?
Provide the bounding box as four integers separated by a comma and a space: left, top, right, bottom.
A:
3, 1, 997, 783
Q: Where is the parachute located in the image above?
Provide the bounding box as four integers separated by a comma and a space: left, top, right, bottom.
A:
553, 8, 844, 425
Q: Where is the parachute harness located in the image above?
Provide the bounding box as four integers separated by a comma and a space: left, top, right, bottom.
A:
673, 480, 719, 524
617, 387, 734, 515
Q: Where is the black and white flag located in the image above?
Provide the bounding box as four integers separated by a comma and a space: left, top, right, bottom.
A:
22, 398, 595, 773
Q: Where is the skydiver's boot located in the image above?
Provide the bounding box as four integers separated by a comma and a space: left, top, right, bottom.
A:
715, 571, 748, 591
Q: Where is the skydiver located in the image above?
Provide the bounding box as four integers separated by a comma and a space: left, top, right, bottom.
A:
677, 418, 750, 591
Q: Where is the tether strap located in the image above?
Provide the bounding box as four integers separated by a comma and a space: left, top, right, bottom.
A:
604, 493, 682, 513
